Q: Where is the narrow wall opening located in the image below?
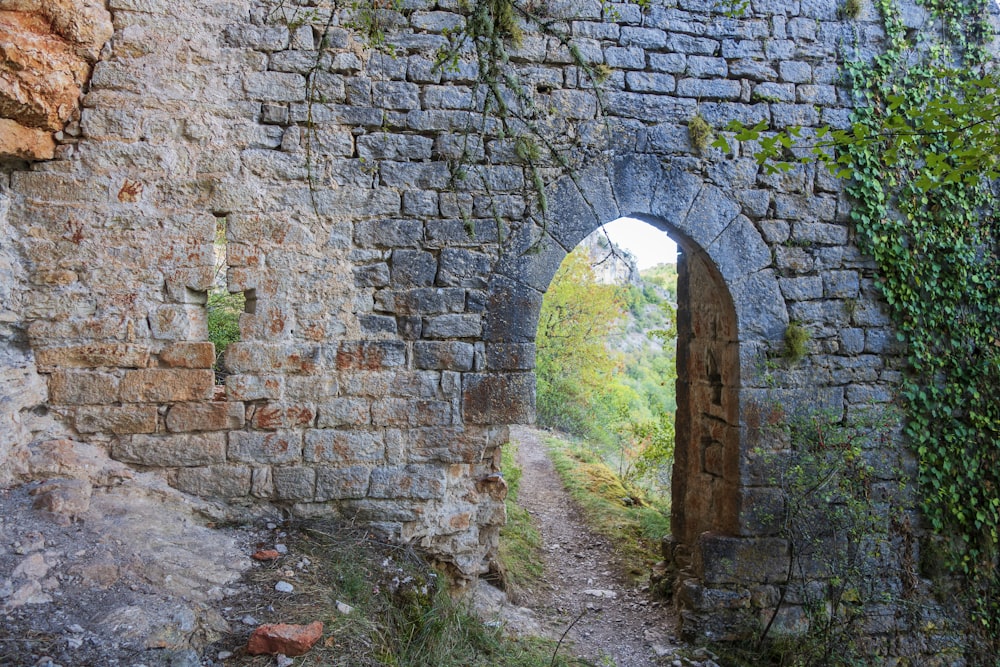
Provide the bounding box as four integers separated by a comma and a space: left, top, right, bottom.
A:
207, 214, 247, 385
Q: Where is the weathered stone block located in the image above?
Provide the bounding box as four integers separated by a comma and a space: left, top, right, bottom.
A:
372, 398, 452, 427
166, 401, 244, 432
159, 342, 215, 369
462, 373, 535, 424
48, 371, 120, 405
35, 344, 150, 370
248, 402, 315, 430
316, 398, 371, 427
334, 341, 406, 369
113, 433, 227, 467
224, 343, 321, 374
422, 314, 482, 339
304, 429, 385, 464
313, 465, 371, 500
696, 533, 789, 585
676, 78, 742, 100
390, 249, 437, 287
120, 369, 215, 403
75, 405, 158, 434
0, 119, 55, 160
272, 466, 316, 501
244, 72, 306, 102
369, 464, 446, 500
482, 275, 543, 343
413, 341, 474, 371
173, 464, 252, 498
0, 10, 92, 131
228, 431, 302, 464
225, 374, 284, 401
484, 343, 535, 371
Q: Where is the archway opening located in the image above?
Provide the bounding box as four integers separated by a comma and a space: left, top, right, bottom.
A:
493, 211, 743, 587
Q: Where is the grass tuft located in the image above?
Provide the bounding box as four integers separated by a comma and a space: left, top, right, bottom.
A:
497, 442, 545, 603
212, 522, 571, 666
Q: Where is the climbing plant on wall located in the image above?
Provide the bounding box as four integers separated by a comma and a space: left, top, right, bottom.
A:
717, 0, 1000, 651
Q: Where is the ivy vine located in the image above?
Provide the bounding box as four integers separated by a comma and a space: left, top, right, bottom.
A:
716, 0, 1000, 653
840, 1, 1000, 648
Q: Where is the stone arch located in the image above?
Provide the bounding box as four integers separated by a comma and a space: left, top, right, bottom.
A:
479, 153, 789, 550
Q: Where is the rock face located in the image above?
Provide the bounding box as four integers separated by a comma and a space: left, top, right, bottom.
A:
0, 0, 112, 159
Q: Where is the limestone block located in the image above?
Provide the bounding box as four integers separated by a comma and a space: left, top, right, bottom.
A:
303, 429, 384, 464
225, 374, 283, 401
315, 398, 370, 427
677, 78, 742, 100
228, 430, 302, 464
243, 71, 306, 102
413, 341, 474, 371
315, 466, 372, 500
369, 464, 447, 500
35, 344, 150, 370
173, 464, 252, 498
224, 343, 321, 374
159, 342, 215, 369
729, 58, 778, 81
334, 341, 406, 370
696, 533, 790, 585
624, 71, 676, 94
372, 398, 451, 427
247, 402, 315, 430
0, 0, 113, 59
271, 466, 316, 501
604, 46, 644, 69
75, 405, 158, 434
113, 433, 227, 467
462, 373, 535, 425
120, 369, 215, 403
0, 11, 90, 130
166, 402, 244, 432
421, 314, 482, 339
436, 249, 490, 288
48, 370, 120, 405
390, 249, 436, 287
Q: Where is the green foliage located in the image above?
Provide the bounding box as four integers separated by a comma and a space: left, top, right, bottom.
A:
837, 2, 1000, 650
536, 249, 628, 443
711, 0, 1000, 649
206, 290, 243, 372
714, 0, 751, 17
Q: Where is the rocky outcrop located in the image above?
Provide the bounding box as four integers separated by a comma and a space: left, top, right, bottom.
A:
0, 0, 112, 160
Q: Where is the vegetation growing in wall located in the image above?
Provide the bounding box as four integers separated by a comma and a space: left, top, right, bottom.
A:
738, 407, 910, 667
715, 0, 1000, 655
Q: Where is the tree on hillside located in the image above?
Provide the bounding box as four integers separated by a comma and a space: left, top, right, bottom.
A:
536, 249, 630, 442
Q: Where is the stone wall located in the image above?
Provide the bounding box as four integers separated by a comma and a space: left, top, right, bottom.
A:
0, 0, 977, 658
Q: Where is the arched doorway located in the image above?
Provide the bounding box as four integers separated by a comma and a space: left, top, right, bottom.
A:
473, 155, 789, 637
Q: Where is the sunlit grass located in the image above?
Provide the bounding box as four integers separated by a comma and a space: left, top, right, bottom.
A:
543, 433, 670, 580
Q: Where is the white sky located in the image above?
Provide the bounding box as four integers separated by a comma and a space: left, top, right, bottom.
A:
599, 217, 678, 270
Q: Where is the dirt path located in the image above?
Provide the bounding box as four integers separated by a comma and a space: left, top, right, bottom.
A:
509, 425, 680, 667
